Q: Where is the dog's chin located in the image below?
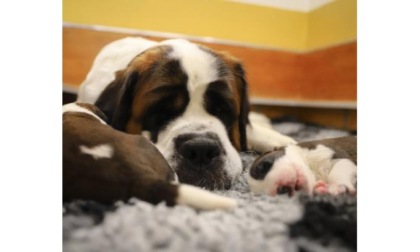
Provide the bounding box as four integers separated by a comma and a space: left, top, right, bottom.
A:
172, 157, 233, 190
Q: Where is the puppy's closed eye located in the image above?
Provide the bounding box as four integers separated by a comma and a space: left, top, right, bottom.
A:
250, 156, 274, 180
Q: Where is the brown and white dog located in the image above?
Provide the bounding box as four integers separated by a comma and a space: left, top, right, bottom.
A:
77, 37, 296, 190
63, 102, 236, 210
247, 136, 357, 196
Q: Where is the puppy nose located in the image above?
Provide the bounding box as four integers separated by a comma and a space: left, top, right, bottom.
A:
179, 138, 221, 167
277, 186, 292, 195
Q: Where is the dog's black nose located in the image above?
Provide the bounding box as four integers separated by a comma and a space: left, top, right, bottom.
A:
179, 138, 221, 167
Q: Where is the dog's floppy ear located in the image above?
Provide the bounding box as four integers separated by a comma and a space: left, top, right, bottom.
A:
75, 102, 109, 123
95, 69, 140, 131
234, 63, 251, 151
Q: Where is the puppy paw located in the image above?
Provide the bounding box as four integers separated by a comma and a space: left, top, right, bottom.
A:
312, 181, 356, 196
313, 180, 329, 195
328, 183, 356, 196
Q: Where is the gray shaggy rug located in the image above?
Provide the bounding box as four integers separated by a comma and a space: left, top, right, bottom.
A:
63, 121, 356, 252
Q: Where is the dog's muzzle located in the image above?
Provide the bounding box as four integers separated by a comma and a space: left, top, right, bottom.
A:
173, 132, 230, 189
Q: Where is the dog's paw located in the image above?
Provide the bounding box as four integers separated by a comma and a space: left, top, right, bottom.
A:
247, 123, 297, 153
276, 135, 297, 146
271, 137, 297, 152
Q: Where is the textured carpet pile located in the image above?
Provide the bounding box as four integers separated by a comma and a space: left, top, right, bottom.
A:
63, 121, 357, 252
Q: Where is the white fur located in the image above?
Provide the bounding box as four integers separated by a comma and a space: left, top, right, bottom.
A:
249, 111, 273, 129
304, 145, 336, 181
247, 122, 297, 153
176, 184, 237, 210
327, 159, 356, 195
62, 103, 107, 125
79, 144, 114, 160
77, 37, 157, 104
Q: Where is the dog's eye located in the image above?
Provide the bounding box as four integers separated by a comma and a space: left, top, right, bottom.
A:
206, 100, 234, 125
214, 106, 225, 115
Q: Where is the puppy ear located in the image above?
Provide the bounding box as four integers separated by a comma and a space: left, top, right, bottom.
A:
95, 69, 140, 131
235, 63, 251, 151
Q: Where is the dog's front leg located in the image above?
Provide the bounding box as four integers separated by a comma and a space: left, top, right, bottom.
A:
246, 122, 297, 153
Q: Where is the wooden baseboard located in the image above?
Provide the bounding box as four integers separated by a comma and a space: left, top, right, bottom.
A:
251, 104, 356, 131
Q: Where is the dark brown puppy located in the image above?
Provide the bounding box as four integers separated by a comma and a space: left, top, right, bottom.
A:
247, 136, 357, 196
63, 102, 236, 210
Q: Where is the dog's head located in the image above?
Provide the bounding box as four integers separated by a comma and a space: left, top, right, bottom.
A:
95, 39, 250, 189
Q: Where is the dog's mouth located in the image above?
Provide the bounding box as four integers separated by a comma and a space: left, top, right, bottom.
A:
170, 132, 232, 189
175, 164, 232, 190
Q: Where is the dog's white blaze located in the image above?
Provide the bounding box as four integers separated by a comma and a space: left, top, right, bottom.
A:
62, 103, 107, 125
176, 184, 237, 210
79, 144, 114, 160
163, 39, 219, 91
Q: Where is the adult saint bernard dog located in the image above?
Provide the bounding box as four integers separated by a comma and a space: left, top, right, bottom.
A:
77, 37, 296, 190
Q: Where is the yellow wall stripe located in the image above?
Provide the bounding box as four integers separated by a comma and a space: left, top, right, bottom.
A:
63, 0, 307, 51
307, 0, 357, 49
63, 0, 356, 51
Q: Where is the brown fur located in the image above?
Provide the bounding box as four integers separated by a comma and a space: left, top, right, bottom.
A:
217, 51, 250, 150
63, 104, 178, 205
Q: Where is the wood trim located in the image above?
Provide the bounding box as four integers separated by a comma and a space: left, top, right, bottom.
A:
63, 26, 356, 104
251, 105, 357, 131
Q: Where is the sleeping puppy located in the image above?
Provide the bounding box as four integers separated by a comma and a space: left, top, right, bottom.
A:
63, 102, 236, 210
77, 37, 296, 190
247, 136, 357, 196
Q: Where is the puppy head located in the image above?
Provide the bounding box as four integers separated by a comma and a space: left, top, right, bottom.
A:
247, 146, 311, 196
96, 39, 250, 189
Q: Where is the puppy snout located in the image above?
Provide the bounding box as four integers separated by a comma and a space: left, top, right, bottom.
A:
179, 138, 221, 167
